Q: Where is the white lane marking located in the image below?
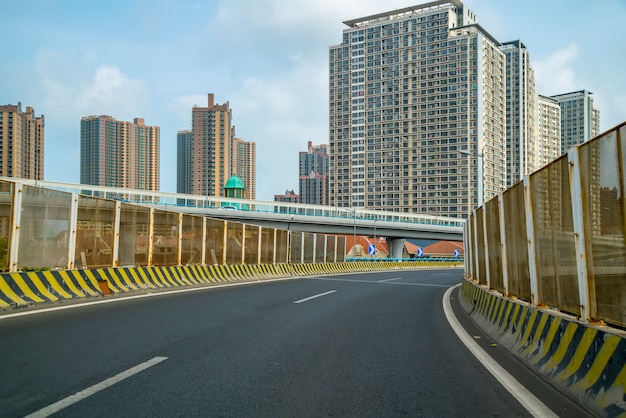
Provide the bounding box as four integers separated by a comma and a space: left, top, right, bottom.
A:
0, 277, 297, 321
378, 277, 403, 283
25, 356, 168, 418
314, 277, 451, 287
294, 290, 337, 304
442, 285, 558, 418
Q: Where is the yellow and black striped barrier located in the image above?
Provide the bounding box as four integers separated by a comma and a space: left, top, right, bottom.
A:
460, 279, 626, 417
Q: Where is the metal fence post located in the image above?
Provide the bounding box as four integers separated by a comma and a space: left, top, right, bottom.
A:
8, 183, 23, 272
498, 194, 509, 296
524, 176, 539, 306
111, 200, 121, 268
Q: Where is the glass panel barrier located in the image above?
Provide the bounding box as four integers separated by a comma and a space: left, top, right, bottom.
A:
75, 196, 115, 268
291, 231, 303, 264
119, 204, 151, 266
581, 130, 626, 327
336, 236, 346, 262
315, 234, 326, 263
260, 227, 274, 264
152, 210, 179, 266
326, 235, 336, 263
181, 214, 203, 265
484, 198, 503, 293
275, 229, 288, 264
475, 207, 486, 285
18, 186, 71, 270
0, 181, 13, 272
225, 222, 243, 265
244, 225, 260, 264
206, 218, 224, 265
303, 232, 314, 264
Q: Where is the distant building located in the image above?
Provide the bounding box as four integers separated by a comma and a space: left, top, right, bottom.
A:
500, 40, 537, 187
299, 141, 329, 205
0, 103, 44, 180
232, 137, 256, 199
80, 115, 159, 190
536, 95, 561, 169
274, 189, 300, 203
178, 94, 255, 198
550, 90, 600, 153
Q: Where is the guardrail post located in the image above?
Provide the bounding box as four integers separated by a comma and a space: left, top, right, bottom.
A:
257, 226, 262, 265
201, 217, 207, 265
147, 208, 154, 266
176, 212, 183, 266
482, 205, 491, 289
524, 176, 539, 306
498, 194, 509, 296
111, 200, 121, 267
8, 183, 23, 272
569, 148, 591, 323
67, 193, 79, 269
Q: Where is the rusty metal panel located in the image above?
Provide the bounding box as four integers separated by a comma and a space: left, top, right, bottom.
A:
485, 198, 503, 293
502, 183, 531, 301
579, 128, 626, 327
475, 207, 486, 285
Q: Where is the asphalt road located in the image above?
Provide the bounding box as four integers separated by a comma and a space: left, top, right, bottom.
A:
0, 269, 594, 417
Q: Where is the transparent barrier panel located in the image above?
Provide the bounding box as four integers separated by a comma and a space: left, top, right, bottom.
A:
76, 196, 115, 268
244, 225, 260, 264
182, 214, 203, 265
152, 210, 179, 266
291, 231, 303, 264
315, 234, 326, 263
19, 186, 71, 270
0, 181, 13, 271
206, 218, 224, 265
484, 198, 503, 293
275, 229, 288, 264
119, 204, 151, 266
581, 130, 626, 327
226, 222, 243, 265
336, 236, 346, 262
303, 232, 314, 264
260, 227, 274, 264
502, 183, 531, 301
475, 207, 486, 285
531, 156, 579, 314
326, 235, 336, 263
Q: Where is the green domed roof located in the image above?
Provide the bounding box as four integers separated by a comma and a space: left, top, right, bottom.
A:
224, 175, 245, 190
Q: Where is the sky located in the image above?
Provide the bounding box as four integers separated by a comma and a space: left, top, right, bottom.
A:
2, 0, 625, 200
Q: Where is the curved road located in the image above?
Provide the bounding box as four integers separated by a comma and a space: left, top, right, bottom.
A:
0, 269, 593, 417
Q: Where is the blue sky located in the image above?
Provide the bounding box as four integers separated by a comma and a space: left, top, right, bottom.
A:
2, 0, 625, 200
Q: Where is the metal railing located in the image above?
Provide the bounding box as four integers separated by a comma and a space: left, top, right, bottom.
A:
464, 121, 626, 329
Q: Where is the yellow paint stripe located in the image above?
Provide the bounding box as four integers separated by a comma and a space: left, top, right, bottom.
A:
572, 334, 621, 392
168, 267, 188, 286
595, 363, 626, 409
54, 271, 87, 297
106, 269, 131, 292
155, 267, 178, 287
539, 322, 579, 374
20, 272, 55, 302
207, 266, 220, 282
514, 309, 538, 352
498, 301, 514, 334
182, 266, 199, 284
144, 267, 166, 287
520, 313, 550, 359
83, 270, 103, 292
37, 271, 73, 299
130, 268, 155, 289
0, 275, 27, 307
555, 327, 598, 383
93, 269, 119, 293
67, 270, 99, 296
529, 317, 563, 366
114, 269, 138, 290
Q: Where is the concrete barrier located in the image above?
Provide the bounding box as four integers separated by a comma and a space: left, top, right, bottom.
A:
460, 279, 626, 418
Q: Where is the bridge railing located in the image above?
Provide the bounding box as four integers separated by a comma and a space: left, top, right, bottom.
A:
0, 179, 347, 272
465, 121, 626, 328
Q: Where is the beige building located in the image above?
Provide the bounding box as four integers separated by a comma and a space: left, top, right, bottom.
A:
80, 115, 159, 190
231, 137, 256, 199
0, 103, 44, 180
536, 95, 561, 170
329, 1, 507, 218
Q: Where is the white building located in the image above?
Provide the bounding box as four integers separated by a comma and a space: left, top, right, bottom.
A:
550, 90, 600, 154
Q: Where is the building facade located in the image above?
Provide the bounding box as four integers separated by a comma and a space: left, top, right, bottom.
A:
80, 115, 159, 190
329, 1, 506, 218
274, 189, 300, 203
536, 95, 561, 170
231, 137, 256, 199
176, 129, 193, 195
550, 90, 600, 154
299, 141, 329, 205
0, 103, 44, 180
500, 40, 537, 187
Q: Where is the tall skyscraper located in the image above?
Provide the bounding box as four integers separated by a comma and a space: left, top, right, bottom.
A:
232, 137, 256, 199
500, 40, 537, 187
0, 103, 44, 180
329, 1, 506, 218
177, 94, 233, 196
536, 95, 561, 169
80, 115, 159, 190
550, 90, 600, 154
299, 141, 329, 205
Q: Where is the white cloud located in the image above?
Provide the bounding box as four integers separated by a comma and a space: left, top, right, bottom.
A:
533, 44, 580, 95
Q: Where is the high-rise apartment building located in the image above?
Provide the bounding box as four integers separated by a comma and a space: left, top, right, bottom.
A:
177, 94, 235, 196
550, 90, 600, 154
536, 95, 561, 169
80, 116, 159, 190
329, 1, 506, 218
500, 40, 537, 187
274, 189, 300, 204
0, 103, 44, 180
299, 141, 329, 205
231, 137, 256, 199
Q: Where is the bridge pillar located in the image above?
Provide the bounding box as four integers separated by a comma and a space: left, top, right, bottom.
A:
389, 238, 406, 259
